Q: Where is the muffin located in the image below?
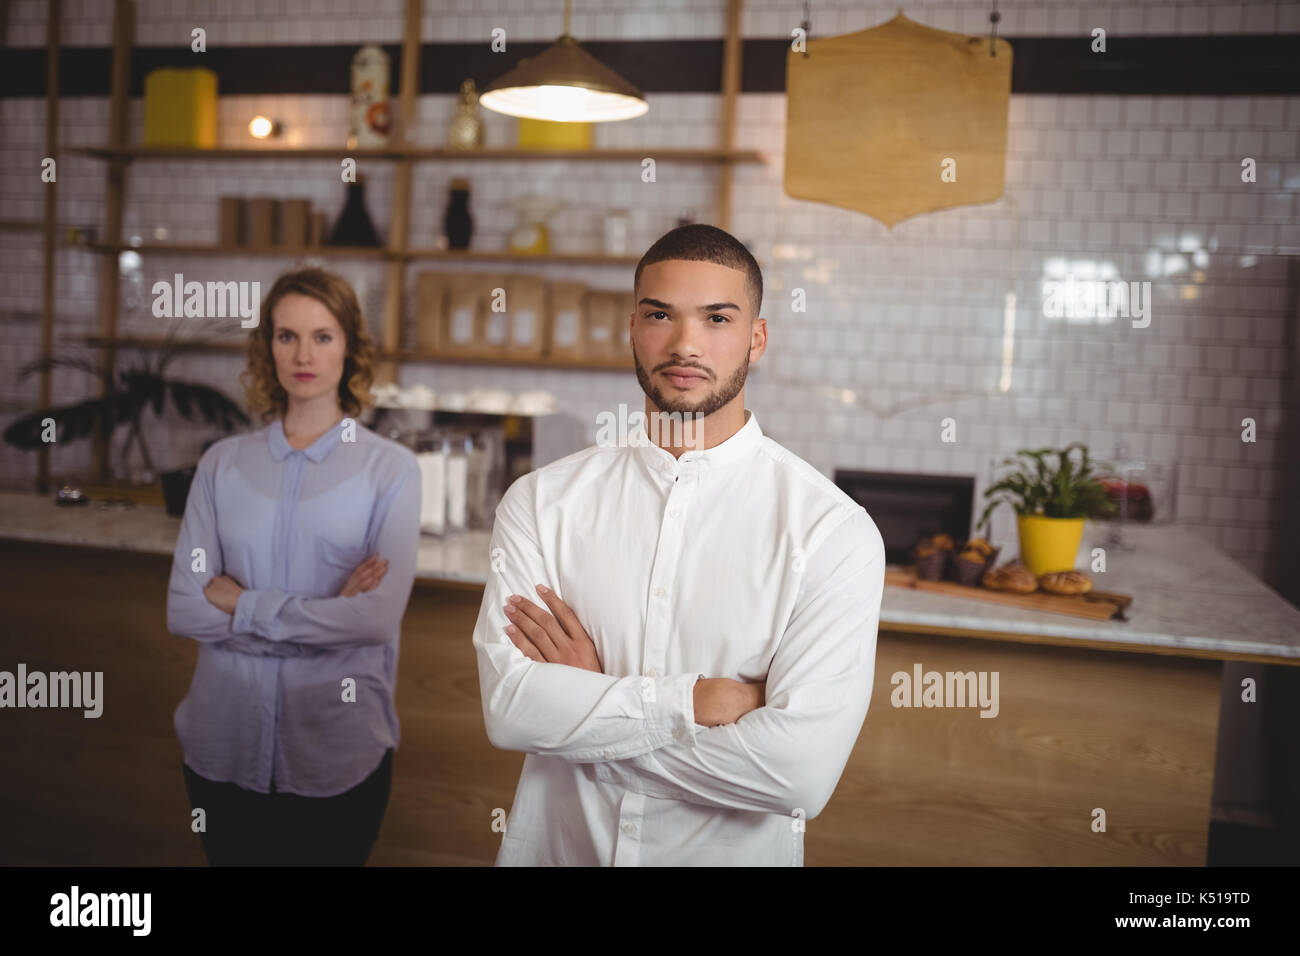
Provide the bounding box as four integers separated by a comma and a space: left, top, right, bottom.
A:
955, 538, 1000, 586
913, 532, 954, 581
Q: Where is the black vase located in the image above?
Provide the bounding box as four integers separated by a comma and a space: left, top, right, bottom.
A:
444, 178, 473, 249
328, 175, 382, 246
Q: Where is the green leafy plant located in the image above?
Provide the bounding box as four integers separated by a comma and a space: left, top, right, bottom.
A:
4, 324, 250, 478
976, 442, 1118, 534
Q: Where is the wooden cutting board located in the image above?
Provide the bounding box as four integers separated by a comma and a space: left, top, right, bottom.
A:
884, 566, 1133, 621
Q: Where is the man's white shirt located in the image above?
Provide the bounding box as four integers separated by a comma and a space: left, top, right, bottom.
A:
473, 409, 885, 865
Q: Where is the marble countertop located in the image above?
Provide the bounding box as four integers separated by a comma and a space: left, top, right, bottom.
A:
2, 489, 1297, 662
0, 490, 492, 587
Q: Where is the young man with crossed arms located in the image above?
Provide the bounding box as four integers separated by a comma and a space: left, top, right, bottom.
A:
473, 224, 885, 865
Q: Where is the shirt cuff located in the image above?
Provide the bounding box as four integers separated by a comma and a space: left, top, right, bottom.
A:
642, 672, 702, 748
233, 587, 284, 641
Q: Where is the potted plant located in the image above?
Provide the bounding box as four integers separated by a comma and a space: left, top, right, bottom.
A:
3, 325, 250, 515
975, 442, 1118, 577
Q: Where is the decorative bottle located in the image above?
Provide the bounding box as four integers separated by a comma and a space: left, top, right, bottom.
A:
448, 79, 484, 150
327, 173, 382, 247
349, 44, 391, 149
443, 178, 473, 250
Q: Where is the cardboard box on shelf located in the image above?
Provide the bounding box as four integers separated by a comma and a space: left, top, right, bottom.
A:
441, 273, 483, 354
547, 280, 587, 359
414, 271, 449, 354
583, 290, 618, 358
504, 274, 549, 359
610, 290, 633, 353
478, 273, 512, 353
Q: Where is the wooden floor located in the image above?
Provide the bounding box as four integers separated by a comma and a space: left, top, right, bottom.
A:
0, 539, 1220, 866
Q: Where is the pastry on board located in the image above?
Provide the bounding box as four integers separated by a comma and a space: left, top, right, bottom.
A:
1039, 569, 1093, 595
981, 562, 1038, 593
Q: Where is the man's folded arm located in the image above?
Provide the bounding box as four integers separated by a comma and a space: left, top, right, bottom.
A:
165, 450, 310, 658
474, 473, 704, 762
231, 460, 422, 650
591, 507, 885, 820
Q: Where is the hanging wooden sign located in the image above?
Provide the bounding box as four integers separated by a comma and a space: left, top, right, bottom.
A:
785, 12, 1012, 228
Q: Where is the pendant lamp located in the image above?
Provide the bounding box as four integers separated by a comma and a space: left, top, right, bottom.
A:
479, 0, 648, 123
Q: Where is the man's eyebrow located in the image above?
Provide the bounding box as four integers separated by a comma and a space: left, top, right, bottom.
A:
638, 297, 742, 312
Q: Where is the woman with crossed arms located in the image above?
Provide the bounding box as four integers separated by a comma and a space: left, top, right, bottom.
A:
166, 267, 421, 866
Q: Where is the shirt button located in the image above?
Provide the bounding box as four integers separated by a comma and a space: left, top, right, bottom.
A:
669, 509, 679, 519
653, 586, 665, 597
646, 667, 659, 678
622, 822, 637, 834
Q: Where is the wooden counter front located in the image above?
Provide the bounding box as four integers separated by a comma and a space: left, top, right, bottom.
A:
0, 537, 1227, 866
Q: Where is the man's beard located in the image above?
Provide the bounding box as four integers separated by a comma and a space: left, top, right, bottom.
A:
632, 344, 749, 418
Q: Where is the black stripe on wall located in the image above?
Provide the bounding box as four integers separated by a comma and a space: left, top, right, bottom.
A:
3, 36, 1299, 98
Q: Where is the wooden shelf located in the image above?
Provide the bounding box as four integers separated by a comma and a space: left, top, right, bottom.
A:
74, 335, 632, 372
68, 145, 765, 164
64, 0, 751, 483
71, 146, 400, 161
78, 335, 245, 354
79, 241, 388, 258
393, 350, 631, 372
404, 249, 638, 265
73, 241, 639, 265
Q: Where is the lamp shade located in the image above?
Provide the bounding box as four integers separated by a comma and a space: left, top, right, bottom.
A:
480, 33, 648, 123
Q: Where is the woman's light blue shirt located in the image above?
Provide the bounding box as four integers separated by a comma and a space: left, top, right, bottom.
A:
166, 416, 421, 796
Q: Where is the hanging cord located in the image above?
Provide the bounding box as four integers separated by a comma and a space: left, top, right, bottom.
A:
801, 0, 811, 58
969, 1, 1001, 57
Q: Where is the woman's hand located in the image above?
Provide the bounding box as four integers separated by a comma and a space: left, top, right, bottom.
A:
203, 575, 244, 614
201, 558, 386, 609
340, 555, 388, 597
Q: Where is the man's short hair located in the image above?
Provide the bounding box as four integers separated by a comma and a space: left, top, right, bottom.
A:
634, 223, 763, 318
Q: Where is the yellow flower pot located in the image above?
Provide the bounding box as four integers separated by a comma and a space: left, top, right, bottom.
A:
1016, 514, 1085, 577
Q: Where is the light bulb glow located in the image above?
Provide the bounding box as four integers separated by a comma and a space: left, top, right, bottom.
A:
479, 85, 647, 122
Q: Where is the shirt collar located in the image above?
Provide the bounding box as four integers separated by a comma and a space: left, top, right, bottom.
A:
632, 409, 762, 473
268, 416, 346, 463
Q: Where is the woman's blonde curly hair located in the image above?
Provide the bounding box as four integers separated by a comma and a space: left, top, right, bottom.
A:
241, 267, 378, 425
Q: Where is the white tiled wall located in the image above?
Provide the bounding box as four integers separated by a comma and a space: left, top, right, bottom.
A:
6, 0, 1299, 45
2, 0, 1297, 583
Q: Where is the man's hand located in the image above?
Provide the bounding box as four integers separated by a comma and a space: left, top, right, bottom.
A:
340, 555, 388, 597
693, 678, 766, 727
503, 584, 603, 673
203, 574, 243, 614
